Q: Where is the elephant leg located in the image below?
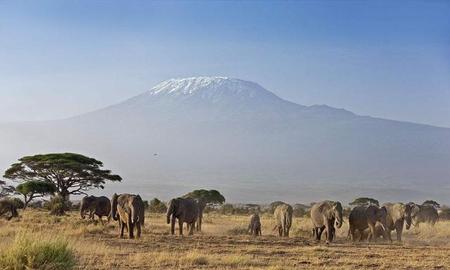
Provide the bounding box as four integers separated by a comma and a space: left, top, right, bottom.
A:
129, 222, 134, 239
325, 220, 334, 243
318, 226, 325, 240
171, 217, 176, 235
368, 224, 376, 242
350, 227, 356, 242
128, 215, 134, 239
395, 223, 403, 242
189, 222, 194, 235
197, 214, 202, 232
385, 227, 392, 242
136, 223, 141, 238
120, 220, 125, 238
314, 228, 320, 241
179, 219, 184, 235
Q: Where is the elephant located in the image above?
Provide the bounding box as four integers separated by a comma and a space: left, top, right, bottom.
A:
348, 205, 388, 242
248, 213, 262, 236
0, 199, 19, 220
111, 193, 145, 239
310, 201, 343, 243
382, 202, 413, 242
166, 198, 198, 235
273, 203, 293, 237
408, 203, 438, 226
80, 195, 111, 224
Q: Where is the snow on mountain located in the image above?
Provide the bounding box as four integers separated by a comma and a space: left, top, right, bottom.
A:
147, 76, 274, 100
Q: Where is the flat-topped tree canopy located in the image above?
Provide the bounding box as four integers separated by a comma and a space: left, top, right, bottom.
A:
183, 189, 225, 205
3, 153, 122, 199
349, 197, 380, 207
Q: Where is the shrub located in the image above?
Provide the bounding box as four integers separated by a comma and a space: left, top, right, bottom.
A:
45, 196, 70, 216
439, 208, 450, 220
227, 226, 249, 235
149, 198, 167, 213
0, 231, 75, 270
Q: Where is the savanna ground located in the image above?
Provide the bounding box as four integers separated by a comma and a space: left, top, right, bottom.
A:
1, 209, 450, 269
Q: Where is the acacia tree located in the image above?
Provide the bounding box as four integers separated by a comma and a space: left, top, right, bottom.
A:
423, 200, 440, 208
349, 197, 379, 207
4, 153, 122, 201
183, 189, 226, 206
16, 180, 57, 208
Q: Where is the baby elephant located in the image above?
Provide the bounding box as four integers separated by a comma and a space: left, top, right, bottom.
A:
248, 213, 262, 236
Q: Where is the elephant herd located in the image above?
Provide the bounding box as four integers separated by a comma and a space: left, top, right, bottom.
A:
80, 194, 206, 238
246, 201, 438, 244
2, 193, 439, 244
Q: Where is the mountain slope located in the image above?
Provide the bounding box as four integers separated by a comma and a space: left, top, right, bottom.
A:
1, 77, 449, 203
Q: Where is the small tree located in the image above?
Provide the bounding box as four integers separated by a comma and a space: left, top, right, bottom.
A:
4, 153, 122, 201
16, 181, 57, 208
349, 197, 379, 207
149, 198, 167, 213
183, 189, 226, 206
422, 200, 440, 208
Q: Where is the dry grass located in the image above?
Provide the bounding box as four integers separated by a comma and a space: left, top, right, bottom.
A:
1, 209, 450, 269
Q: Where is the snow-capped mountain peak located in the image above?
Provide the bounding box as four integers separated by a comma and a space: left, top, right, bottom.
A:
146, 76, 278, 101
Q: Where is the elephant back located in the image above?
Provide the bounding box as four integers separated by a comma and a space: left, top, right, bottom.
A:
310, 201, 332, 227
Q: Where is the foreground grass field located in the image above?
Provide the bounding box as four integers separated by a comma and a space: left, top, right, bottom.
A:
1, 209, 450, 269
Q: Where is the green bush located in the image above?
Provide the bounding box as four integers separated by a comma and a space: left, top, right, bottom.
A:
149, 198, 167, 213
0, 231, 75, 270
45, 196, 70, 216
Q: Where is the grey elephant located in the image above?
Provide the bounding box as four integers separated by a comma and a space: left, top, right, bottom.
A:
349, 205, 388, 242
409, 203, 438, 226
166, 198, 198, 235
273, 203, 293, 237
0, 199, 19, 220
248, 213, 262, 236
80, 195, 111, 224
382, 202, 413, 242
111, 193, 145, 239
310, 201, 343, 243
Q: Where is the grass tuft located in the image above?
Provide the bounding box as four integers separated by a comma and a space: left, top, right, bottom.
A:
0, 231, 75, 270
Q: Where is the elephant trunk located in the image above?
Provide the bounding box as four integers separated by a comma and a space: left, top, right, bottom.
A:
405, 216, 412, 230
80, 201, 87, 219
166, 200, 174, 224
334, 209, 343, 228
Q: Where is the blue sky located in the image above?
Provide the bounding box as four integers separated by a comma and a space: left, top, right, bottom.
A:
0, 1, 449, 126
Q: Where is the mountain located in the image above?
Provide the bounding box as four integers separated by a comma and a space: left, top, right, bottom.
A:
1, 76, 449, 204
